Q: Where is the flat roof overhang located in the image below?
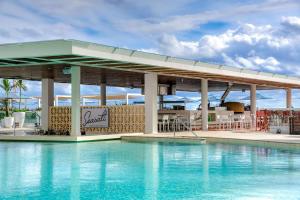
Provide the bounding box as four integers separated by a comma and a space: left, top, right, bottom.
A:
0, 39, 300, 91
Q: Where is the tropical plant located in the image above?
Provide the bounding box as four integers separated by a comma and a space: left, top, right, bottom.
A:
0, 79, 13, 117
13, 80, 27, 110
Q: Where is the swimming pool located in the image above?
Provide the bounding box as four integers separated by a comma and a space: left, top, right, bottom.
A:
0, 140, 300, 199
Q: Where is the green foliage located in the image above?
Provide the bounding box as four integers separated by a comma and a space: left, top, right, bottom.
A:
0, 79, 13, 117
0, 79, 12, 97
12, 108, 29, 112
13, 80, 28, 110
0, 112, 5, 120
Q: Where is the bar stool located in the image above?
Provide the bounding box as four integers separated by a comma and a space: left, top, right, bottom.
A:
234, 114, 245, 130
158, 115, 163, 132
216, 115, 222, 130
176, 116, 188, 132
217, 115, 231, 130
168, 115, 176, 132
158, 115, 170, 132
244, 113, 252, 129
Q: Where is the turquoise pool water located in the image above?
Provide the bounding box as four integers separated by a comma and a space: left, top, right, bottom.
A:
0, 140, 300, 200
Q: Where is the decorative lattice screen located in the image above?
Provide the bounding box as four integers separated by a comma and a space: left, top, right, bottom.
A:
49, 105, 145, 134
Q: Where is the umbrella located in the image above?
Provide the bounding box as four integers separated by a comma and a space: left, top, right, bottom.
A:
197, 94, 220, 102
163, 95, 183, 101
240, 93, 272, 100
208, 95, 220, 102
178, 97, 199, 103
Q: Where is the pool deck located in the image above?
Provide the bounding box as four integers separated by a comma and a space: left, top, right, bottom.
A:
1, 129, 300, 148
126, 131, 300, 149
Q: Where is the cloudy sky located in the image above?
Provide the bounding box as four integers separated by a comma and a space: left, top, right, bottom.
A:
1, 0, 300, 108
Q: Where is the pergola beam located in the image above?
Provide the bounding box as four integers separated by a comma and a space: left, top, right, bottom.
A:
0, 39, 300, 90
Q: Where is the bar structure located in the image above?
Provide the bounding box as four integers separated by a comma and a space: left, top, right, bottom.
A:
0, 39, 300, 136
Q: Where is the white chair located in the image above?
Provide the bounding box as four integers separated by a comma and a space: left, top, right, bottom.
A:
176, 116, 189, 132
168, 114, 177, 132
234, 114, 245, 130
216, 114, 222, 130
158, 115, 170, 132
158, 115, 163, 132
189, 113, 201, 131
222, 115, 230, 130
244, 111, 252, 129
216, 114, 232, 130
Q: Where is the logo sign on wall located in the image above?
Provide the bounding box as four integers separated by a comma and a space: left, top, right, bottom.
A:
82, 108, 109, 128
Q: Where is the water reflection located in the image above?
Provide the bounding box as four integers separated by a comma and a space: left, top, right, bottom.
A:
70, 144, 80, 200
0, 145, 8, 193
99, 153, 107, 195
40, 145, 54, 196
201, 144, 209, 191
144, 142, 159, 200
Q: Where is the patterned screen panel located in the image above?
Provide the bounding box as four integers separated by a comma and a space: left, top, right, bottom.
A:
49, 105, 145, 134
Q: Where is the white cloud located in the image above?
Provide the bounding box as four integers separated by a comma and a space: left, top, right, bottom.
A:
235, 56, 281, 72
1, 0, 300, 108
0, 1, 89, 43
118, 0, 300, 35
1, 0, 299, 44
281, 16, 300, 32
282, 16, 300, 28
152, 17, 300, 75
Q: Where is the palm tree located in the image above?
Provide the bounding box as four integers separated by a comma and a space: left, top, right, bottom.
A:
13, 80, 28, 110
0, 79, 13, 117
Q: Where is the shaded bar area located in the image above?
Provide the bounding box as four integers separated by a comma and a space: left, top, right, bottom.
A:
0, 39, 300, 140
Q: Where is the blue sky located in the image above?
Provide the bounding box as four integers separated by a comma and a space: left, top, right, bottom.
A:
1, 0, 300, 109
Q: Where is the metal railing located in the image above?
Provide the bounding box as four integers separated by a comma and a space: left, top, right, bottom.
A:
173, 116, 200, 138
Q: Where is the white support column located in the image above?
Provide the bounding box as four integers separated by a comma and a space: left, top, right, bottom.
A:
250, 84, 257, 129
286, 88, 292, 110
41, 79, 54, 131
38, 98, 41, 109
55, 95, 59, 106
71, 66, 81, 136
201, 79, 208, 131
144, 73, 158, 134
250, 84, 256, 116
126, 93, 129, 105
101, 83, 106, 106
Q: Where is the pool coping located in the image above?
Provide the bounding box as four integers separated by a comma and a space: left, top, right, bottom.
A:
0, 133, 143, 142
121, 135, 300, 150
121, 136, 206, 144
1, 133, 300, 150
203, 137, 300, 150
